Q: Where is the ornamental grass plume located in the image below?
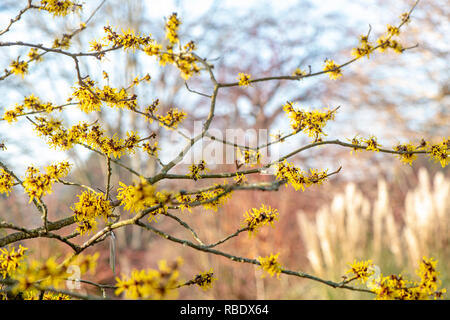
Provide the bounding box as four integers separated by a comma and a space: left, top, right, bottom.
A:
297, 168, 449, 298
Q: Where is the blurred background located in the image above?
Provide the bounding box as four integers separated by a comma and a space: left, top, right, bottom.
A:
0, 0, 448, 299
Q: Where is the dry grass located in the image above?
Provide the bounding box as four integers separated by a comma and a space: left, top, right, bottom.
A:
297, 168, 449, 299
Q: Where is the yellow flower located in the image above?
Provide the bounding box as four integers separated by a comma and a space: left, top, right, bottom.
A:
52, 34, 72, 49
156, 108, 187, 129
363, 136, 381, 152
238, 73, 251, 87
144, 42, 163, 56
43, 292, 71, 300
417, 257, 440, 295
0, 245, 28, 278
39, 0, 82, 17
117, 178, 163, 214
192, 268, 216, 291
89, 40, 103, 52
386, 24, 400, 36
426, 139, 449, 168
188, 160, 208, 181
258, 253, 282, 279
351, 35, 373, 59
233, 173, 247, 185
323, 59, 342, 80
176, 193, 193, 213
282, 101, 337, 141
71, 79, 101, 113
237, 148, 261, 167
194, 184, 232, 212
165, 13, 181, 44
27, 48, 43, 62
10, 59, 28, 78
115, 258, 182, 299
275, 160, 328, 191
71, 191, 112, 235
0, 169, 14, 196
346, 259, 374, 284
292, 68, 306, 77
23, 163, 71, 203
243, 204, 279, 236
347, 135, 363, 154
394, 143, 417, 165
143, 141, 159, 157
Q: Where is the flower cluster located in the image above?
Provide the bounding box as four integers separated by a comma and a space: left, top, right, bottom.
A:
165, 13, 181, 44
13, 257, 64, 295
351, 14, 410, 61
117, 178, 170, 220
143, 141, 160, 157
426, 139, 449, 168
258, 253, 282, 279
71, 191, 112, 235
346, 257, 446, 300
9, 59, 29, 78
1, 247, 97, 300
39, 0, 82, 17
347, 135, 363, 154
31, 116, 142, 158
0, 169, 14, 196
52, 33, 72, 49
195, 185, 232, 212
238, 73, 251, 87
115, 258, 183, 300
156, 108, 187, 129
117, 178, 156, 214
292, 68, 307, 77
351, 35, 373, 59
0, 245, 28, 278
23, 292, 71, 300
120, 29, 152, 52
275, 160, 328, 191
233, 173, 247, 185
376, 25, 404, 54
243, 204, 279, 236
188, 160, 208, 181
394, 143, 417, 165
10, 253, 97, 298
346, 259, 375, 284
88, 129, 139, 158
363, 135, 381, 152
94, 15, 200, 79
176, 185, 232, 212
100, 25, 152, 51
3, 94, 55, 123
416, 257, 445, 298
27, 48, 43, 62
323, 59, 342, 80
282, 101, 336, 140
143, 100, 187, 129
176, 194, 193, 213
71, 78, 137, 113
191, 269, 217, 291
23, 161, 71, 202
129, 73, 152, 88
237, 148, 261, 167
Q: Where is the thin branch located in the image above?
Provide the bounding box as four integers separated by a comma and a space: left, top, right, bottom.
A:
0, 1, 38, 36
136, 221, 373, 294
185, 81, 211, 98
163, 212, 204, 245
0, 218, 80, 251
